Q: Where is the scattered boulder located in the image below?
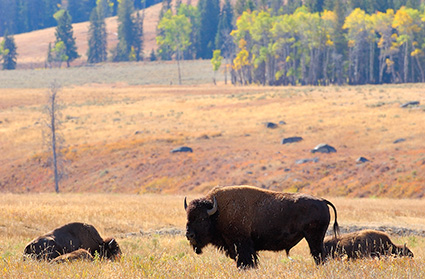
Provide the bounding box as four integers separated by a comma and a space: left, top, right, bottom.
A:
295, 157, 319, 164
311, 143, 337, 153
170, 146, 193, 153
279, 121, 287, 125
281, 136, 303, 144
393, 138, 406, 144
135, 131, 143, 135
265, 122, 278, 129
400, 101, 420, 108
356, 157, 370, 163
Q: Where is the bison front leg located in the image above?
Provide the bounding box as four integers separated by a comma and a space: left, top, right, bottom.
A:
235, 240, 258, 269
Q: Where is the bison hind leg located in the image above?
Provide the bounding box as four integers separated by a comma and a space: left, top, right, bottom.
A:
304, 233, 327, 265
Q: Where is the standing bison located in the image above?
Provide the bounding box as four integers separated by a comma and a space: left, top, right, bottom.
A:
23, 222, 121, 262
184, 185, 339, 268
323, 229, 414, 260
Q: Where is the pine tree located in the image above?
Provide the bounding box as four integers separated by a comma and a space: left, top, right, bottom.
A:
215, 0, 233, 51
113, 0, 135, 61
196, 0, 220, 59
54, 9, 80, 67
1, 31, 18, 70
133, 10, 144, 61
87, 4, 108, 63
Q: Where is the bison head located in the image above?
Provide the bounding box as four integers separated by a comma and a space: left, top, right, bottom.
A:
400, 243, 414, 258
184, 196, 218, 254
102, 238, 122, 261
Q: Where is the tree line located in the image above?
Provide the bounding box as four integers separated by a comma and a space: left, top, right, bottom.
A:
0, 0, 159, 37
2, 0, 425, 86
229, 6, 425, 85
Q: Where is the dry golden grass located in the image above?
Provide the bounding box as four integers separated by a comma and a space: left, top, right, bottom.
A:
0, 78, 424, 197
0, 194, 424, 278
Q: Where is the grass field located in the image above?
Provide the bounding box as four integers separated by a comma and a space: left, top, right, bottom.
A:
0, 193, 424, 278
1, 61, 424, 197
2, 8, 425, 277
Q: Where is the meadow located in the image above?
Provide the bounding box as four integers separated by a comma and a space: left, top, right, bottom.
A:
0, 193, 424, 278
1, 61, 424, 197
0, 60, 424, 277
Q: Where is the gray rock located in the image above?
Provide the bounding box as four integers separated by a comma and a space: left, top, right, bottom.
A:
281, 136, 303, 144
265, 122, 278, 129
170, 146, 193, 153
393, 138, 406, 144
400, 101, 420, 108
356, 157, 370, 163
295, 157, 319, 164
311, 143, 337, 153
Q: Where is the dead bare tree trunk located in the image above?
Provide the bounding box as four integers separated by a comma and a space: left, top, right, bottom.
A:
45, 81, 63, 193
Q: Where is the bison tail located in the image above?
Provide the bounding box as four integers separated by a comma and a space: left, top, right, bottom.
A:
324, 200, 340, 238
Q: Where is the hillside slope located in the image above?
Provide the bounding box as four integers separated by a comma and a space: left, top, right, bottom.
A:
0, 69, 424, 198
12, 1, 182, 69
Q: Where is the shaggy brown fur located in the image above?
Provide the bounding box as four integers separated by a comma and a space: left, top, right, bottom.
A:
324, 229, 414, 260
50, 248, 94, 263
23, 222, 121, 261
185, 185, 339, 268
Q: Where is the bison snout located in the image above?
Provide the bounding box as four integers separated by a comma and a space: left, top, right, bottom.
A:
186, 231, 195, 240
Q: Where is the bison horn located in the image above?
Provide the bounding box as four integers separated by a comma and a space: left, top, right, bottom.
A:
184, 197, 188, 210
207, 196, 218, 216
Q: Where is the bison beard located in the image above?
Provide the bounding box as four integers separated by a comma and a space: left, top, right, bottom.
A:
23, 222, 121, 262
323, 229, 414, 260
185, 185, 339, 268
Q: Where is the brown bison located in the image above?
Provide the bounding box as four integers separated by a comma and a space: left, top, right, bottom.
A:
184, 185, 339, 268
51, 248, 94, 263
23, 222, 121, 261
323, 229, 414, 260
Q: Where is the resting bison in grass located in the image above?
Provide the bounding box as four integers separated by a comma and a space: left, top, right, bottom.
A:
23, 222, 121, 262
51, 248, 94, 263
324, 229, 414, 260
184, 185, 339, 268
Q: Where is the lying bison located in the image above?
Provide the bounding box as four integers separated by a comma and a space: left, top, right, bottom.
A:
324, 229, 414, 260
51, 248, 94, 263
184, 185, 339, 268
23, 222, 121, 262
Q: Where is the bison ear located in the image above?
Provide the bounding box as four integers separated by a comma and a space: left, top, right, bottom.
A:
184, 197, 188, 210
207, 196, 218, 216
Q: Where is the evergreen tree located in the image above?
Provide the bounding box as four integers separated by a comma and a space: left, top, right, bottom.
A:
113, 0, 135, 61
68, 0, 97, 23
215, 0, 233, 52
305, 0, 326, 12
1, 31, 18, 70
54, 9, 80, 67
87, 4, 108, 63
46, 42, 53, 68
234, 0, 256, 17
133, 10, 144, 61
97, 0, 113, 18
0, 1, 18, 36
149, 48, 157, 61
196, 0, 220, 59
